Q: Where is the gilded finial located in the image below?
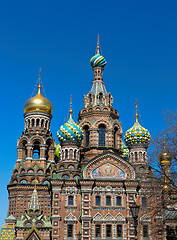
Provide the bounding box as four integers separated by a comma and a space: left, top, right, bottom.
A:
39, 68, 41, 84
163, 130, 166, 149
69, 95, 73, 119
34, 178, 38, 190
97, 34, 100, 54
38, 68, 42, 94
135, 99, 138, 122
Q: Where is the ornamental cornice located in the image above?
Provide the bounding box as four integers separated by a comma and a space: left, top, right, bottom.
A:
24, 111, 52, 118
93, 212, 126, 223
93, 185, 125, 194
7, 184, 49, 191
95, 181, 123, 187
79, 111, 119, 120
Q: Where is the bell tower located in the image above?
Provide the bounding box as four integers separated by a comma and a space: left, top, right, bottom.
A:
78, 36, 123, 161
8, 69, 56, 220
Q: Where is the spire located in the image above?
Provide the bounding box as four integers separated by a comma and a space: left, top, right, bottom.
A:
69, 95, 73, 119
28, 179, 40, 210
135, 99, 139, 123
97, 34, 100, 54
163, 129, 166, 149
37, 68, 42, 94
158, 130, 172, 164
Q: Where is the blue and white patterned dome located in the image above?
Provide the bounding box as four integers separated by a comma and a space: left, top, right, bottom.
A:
90, 53, 107, 68
124, 121, 151, 147
57, 111, 83, 143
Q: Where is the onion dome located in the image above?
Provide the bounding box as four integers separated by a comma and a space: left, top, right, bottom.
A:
55, 144, 61, 159
24, 69, 53, 115
24, 84, 53, 114
90, 54, 107, 68
90, 34, 106, 68
57, 108, 83, 143
159, 148, 172, 164
124, 100, 151, 147
159, 132, 172, 164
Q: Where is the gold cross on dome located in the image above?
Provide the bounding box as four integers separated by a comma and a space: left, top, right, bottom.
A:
135, 99, 138, 122
97, 34, 100, 54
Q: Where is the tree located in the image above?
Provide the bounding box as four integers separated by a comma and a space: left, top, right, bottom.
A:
148, 110, 177, 186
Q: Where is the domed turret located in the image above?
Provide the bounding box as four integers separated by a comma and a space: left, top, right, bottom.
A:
159, 131, 172, 183
57, 106, 83, 143
124, 100, 150, 148
24, 69, 53, 115
159, 132, 172, 164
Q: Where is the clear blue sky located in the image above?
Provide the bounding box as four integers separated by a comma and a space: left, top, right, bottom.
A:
0, 0, 177, 224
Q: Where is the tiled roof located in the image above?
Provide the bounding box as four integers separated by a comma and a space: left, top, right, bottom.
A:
0, 227, 15, 240
163, 209, 177, 220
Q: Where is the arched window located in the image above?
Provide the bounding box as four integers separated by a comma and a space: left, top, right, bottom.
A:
117, 225, 122, 237
116, 196, 121, 206
14, 170, 18, 175
96, 196, 101, 206
114, 127, 118, 148
37, 169, 44, 174
21, 169, 25, 174
33, 141, 40, 159
65, 149, 68, 159
99, 93, 103, 105
41, 119, 44, 128
89, 94, 92, 105
20, 179, 27, 184
106, 196, 111, 206
74, 150, 77, 159
21, 140, 27, 160
67, 225, 73, 238
99, 125, 105, 146
84, 126, 90, 147
135, 152, 138, 161
25, 148, 27, 159
36, 119, 39, 127
95, 225, 101, 238
143, 152, 146, 161
45, 148, 49, 160
32, 119, 34, 127
28, 119, 30, 128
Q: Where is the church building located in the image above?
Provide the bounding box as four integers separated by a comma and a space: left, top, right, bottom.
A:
1, 37, 177, 240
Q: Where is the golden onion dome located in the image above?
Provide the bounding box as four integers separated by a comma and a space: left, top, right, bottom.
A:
158, 146, 172, 164
24, 84, 53, 115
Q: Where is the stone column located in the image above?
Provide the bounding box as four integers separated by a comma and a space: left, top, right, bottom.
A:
26, 144, 33, 160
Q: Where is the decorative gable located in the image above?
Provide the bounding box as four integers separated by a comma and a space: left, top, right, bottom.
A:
64, 213, 77, 223
140, 214, 151, 223
23, 227, 43, 240
83, 152, 135, 180
93, 213, 104, 221
115, 213, 126, 222
104, 213, 114, 221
